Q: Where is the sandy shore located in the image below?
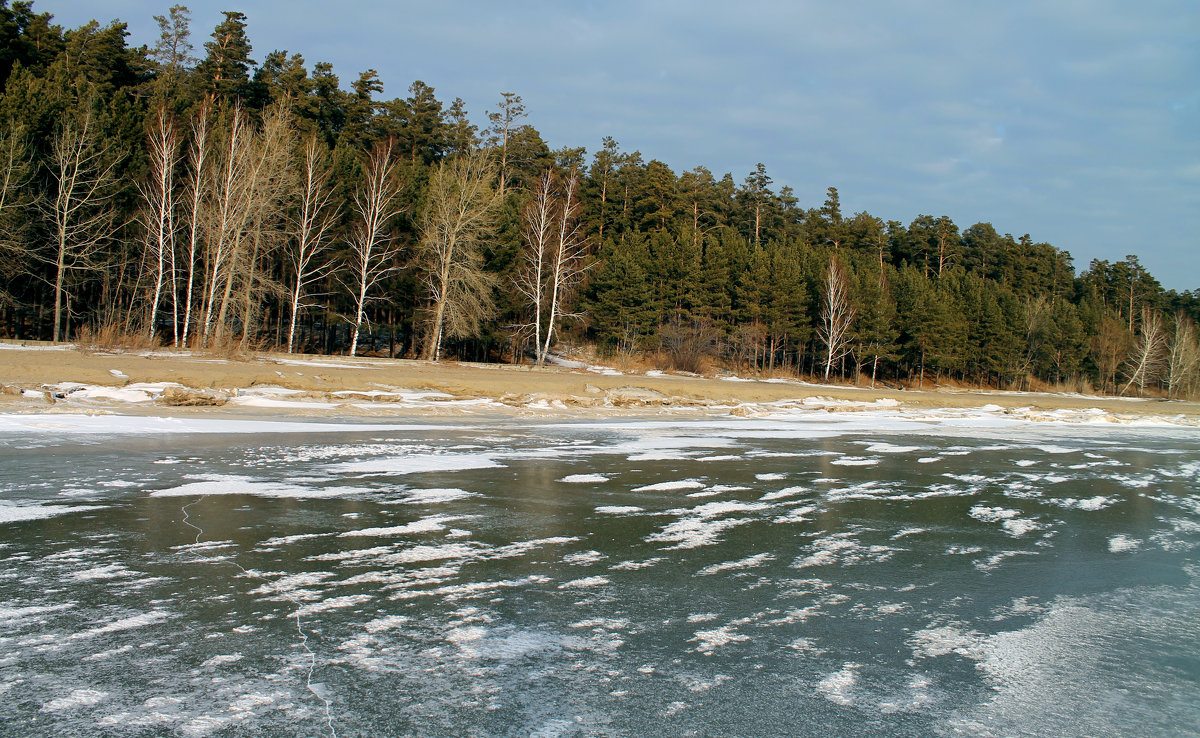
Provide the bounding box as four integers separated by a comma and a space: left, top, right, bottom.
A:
1, 340, 1198, 421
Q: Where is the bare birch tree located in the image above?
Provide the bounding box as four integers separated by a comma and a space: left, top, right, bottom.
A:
199, 102, 292, 346
344, 139, 404, 357
178, 102, 209, 348
233, 102, 294, 347
819, 255, 856, 380
43, 106, 120, 342
286, 133, 339, 353
1090, 315, 1131, 395
0, 123, 34, 302
1121, 307, 1167, 396
540, 171, 588, 365
517, 170, 554, 363
199, 103, 251, 344
1166, 312, 1200, 399
418, 149, 502, 361
136, 105, 181, 341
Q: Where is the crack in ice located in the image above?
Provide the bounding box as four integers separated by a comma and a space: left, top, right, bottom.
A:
180, 496, 338, 738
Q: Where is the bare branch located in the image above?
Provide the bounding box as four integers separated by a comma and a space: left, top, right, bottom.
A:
344, 139, 405, 357
286, 133, 341, 353
819, 255, 856, 380
418, 148, 502, 361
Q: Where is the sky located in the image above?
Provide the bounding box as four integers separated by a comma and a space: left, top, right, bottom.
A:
40, 0, 1200, 291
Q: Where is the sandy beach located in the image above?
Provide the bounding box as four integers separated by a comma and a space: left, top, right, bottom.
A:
1, 340, 1197, 422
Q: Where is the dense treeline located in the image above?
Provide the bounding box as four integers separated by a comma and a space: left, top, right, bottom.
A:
0, 3, 1197, 397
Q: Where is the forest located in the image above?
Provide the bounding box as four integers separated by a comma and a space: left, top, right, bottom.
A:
0, 2, 1197, 398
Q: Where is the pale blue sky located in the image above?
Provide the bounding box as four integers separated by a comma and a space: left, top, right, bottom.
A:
42, 0, 1200, 290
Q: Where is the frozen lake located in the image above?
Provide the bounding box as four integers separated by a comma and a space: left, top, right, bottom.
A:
0, 410, 1198, 736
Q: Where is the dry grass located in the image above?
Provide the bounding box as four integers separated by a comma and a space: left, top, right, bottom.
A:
190, 333, 280, 362
74, 324, 161, 353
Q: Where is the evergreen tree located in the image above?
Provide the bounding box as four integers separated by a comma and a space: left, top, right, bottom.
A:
584, 238, 653, 351
196, 11, 253, 102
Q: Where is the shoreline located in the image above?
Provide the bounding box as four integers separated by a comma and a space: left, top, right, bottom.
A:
1, 341, 1198, 424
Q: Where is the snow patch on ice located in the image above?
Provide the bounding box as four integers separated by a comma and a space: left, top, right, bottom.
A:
696, 552, 775, 576
647, 500, 768, 549
910, 624, 984, 659
558, 473, 609, 483
969, 505, 1043, 537
0, 502, 104, 523
559, 576, 610, 589
388, 488, 478, 505
41, 689, 109, 712
691, 625, 749, 654
829, 456, 880, 467
760, 486, 808, 502
329, 453, 501, 475
340, 514, 461, 537
149, 474, 357, 499
863, 442, 922, 453
632, 479, 705, 492
1108, 534, 1141, 553
816, 663, 861, 705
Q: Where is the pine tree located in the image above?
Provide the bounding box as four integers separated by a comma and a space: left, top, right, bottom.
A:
197, 11, 254, 102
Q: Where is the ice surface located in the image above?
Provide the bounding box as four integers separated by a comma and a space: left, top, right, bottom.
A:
2, 396, 1197, 736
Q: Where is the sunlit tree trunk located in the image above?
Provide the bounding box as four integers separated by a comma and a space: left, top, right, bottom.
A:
179, 104, 209, 348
